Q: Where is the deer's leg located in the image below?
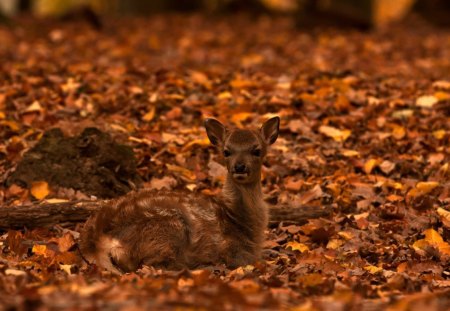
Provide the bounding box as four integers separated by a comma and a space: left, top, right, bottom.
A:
222, 241, 258, 268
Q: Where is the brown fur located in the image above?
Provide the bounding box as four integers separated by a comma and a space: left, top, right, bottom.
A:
79, 117, 280, 273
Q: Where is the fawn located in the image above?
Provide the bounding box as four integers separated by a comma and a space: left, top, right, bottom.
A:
79, 117, 280, 273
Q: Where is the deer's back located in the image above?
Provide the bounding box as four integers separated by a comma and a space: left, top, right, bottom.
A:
80, 189, 225, 272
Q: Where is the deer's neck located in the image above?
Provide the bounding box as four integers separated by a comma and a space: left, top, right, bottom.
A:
221, 175, 268, 245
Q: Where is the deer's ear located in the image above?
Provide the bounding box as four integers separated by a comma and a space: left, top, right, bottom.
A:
261, 116, 280, 145
205, 118, 226, 146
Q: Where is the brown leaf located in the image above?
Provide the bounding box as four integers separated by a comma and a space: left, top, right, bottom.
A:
149, 176, 177, 190
284, 177, 303, 191
298, 184, 323, 205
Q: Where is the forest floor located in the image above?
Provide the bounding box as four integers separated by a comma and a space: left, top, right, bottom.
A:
1, 13, 450, 310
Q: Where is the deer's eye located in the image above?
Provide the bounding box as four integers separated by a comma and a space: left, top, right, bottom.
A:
223, 149, 231, 157
251, 149, 261, 157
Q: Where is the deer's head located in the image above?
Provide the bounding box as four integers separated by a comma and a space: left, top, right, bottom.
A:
205, 117, 280, 184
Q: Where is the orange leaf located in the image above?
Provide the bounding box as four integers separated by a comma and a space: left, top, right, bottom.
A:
231, 112, 253, 127
364, 159, 380, 174
31, 181, 49, 200
142, 106, 156, 122
286, 242, 309, 252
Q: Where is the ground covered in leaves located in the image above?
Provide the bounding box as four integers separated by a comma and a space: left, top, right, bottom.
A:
1, 14, 450, 310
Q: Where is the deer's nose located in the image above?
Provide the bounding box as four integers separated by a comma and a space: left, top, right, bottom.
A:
234, 163, 247, 173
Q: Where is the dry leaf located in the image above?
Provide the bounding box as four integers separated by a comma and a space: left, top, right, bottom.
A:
182, 138, 210, 152
433, 80, 450, 90
142, 106, 156, 122
364, 265, 383, 274
392, 125, 405, 140
284, 177, 303, 191
416, 95, 438, 108
286, 242, 310, 252
149, 176, 177, 190
166, 164, 196, 181
341, 149, 360, 157
24, 100, 42, 113
416, 181, 439, 193
437, 208, 450, 228
231, 112, 253, 127
326, 239, 344, 250
31, 181, 50, 200
413, 228, 450, 257
338, 231, 354, 240
319, 125, 351, 142
208, 160, 227, 183
433, 130, 447, 139
5, 269, 27, 276
379, 160, 395, 174
298, 184, 323, 205
364, 159, 380, 174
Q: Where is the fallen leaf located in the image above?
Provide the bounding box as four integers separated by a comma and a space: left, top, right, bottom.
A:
298, 184, 323, 205
392, 109, 413, 119
364, 265, 383, 274
231, 112, 253, 127
0, 120, 20, 131
24, 100, 42, 113
182, 138, 210, 152
217, 91, 232, 100
297, 273, 324, 287
142, 106, 156, 122
61, 78, 81, 93
338, 231, 354, 240
32, 244, 52, 257
54, 232, 76, 252
433, 80, 450, 90
408, 181, 440, 197
208, 160, 227, 183
60, 264, 76, 275
129, 86, 143, 95
392, 125, 405, 140
424, 228, 444, 244
416, 181, 439, 193
318, 125, 351, 142
326, 239, 344, 250
437, 208, 450, 228
166, 164, 196, 181
149, 176, 177, 190
379, 160, 395, 174
434, 91, 450, 101
5, 269, 27, 276
364, 159, 380, 174
286, 242, 310, 252
31, 181, 50, 200
416, 95, 438, 108
284, 177, 303, 191
340, 149, 360, 157
229, 279, 260, 294
412, 228, 450, 258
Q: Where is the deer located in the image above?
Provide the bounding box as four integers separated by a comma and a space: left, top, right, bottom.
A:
79, 116, 280, 274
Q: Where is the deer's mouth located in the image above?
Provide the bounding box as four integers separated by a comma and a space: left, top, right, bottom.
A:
232, 173, 249, 181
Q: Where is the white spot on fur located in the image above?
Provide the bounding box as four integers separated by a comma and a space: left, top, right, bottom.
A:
94, 235, 125, 275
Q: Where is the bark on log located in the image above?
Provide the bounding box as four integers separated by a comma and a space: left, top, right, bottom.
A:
0, 201, 332, 230
0, 201, 102, 229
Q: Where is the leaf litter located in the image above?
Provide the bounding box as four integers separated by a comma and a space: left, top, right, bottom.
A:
0, 14, 450, 310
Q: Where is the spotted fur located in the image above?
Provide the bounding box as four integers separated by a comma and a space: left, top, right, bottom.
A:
79, 117, 280, 273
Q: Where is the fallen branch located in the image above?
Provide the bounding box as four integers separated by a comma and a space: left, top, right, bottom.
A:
0, 200, 332, 230
269, 204, 333, 225
0, 201, 102, 230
